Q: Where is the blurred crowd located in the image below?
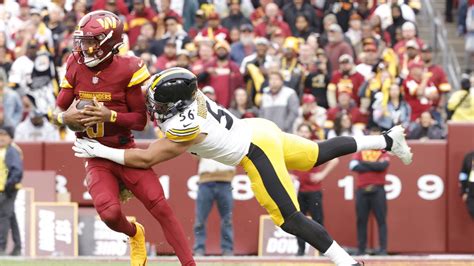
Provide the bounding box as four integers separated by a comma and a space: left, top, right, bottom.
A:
0, 0, 473, 143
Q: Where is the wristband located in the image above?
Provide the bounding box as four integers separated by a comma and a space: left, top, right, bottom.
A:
110, 110, 117, 122
57, 112, 65, 125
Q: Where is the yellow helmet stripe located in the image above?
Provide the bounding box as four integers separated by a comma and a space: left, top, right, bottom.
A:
150, 69, 190, 91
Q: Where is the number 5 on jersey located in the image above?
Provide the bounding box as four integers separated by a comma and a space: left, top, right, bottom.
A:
206, 102, 233, 130
86, 122, 105, 138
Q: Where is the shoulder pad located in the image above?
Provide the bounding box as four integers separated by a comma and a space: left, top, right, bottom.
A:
164, 107, 200, 142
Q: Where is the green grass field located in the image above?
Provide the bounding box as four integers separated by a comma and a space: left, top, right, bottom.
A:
1, 256, 473, 266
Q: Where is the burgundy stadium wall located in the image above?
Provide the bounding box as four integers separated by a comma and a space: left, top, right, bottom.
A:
17, 122, 474, 255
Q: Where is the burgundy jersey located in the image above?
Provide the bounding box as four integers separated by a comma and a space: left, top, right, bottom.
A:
292, 167, 322, 192
352, 150, 390, 189
57, 55, 150, 148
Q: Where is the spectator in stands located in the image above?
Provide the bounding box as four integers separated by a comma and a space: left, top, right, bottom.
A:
459, 0, 474, 68
188, 10, 207, 39
293, 94, 327, 140
152, 16, 191, 56
355, 38, 380, 80
0, 128, 23, 256
402, 61, 438, 121
327, 91, 369, 129
9, 39, 57, 115
128, 1, 162, 47
421, 45, 451, 94
393, 21, 424, 58
282, 0, 320, 35
280, 37, 305, 97
249, 0, 272, 26
327, 112, 364, 139
0, 71, 22, 130
14, 109, 59, 141
175, 50, 192, 70
345, 13, 363, 54
304, 52, 330, 109
192, 40, 215, 77
318, 13, 338, 48
399, 39, 421, 79
0, 45, 13, 76
194, 157, 235, 256
229, 88, 259, 118
202, 40, 243, 108
92, 0, 129, 17
374, 0, 415, 30
328, 54, 365, 108
334, 0, 355, 32
132, 35, 152, 57
386, 4, 407, 47
254, 3, 291, 39
373, 83, 412, 131
200, 12, 230, 43
222, 0, 252, 31
230, 24, 255, 65
459, 150, 474, 219
324, 24, 354, 72
28, 9, 54, 53
293, 14, 317, 41
447, 72, 474, 121
292, 123, 339, 256
350, 126, 390, 256
407, 111, 445, 140
155, 0, 182, 37
46, 4, 65, 62
240, 37, 272, 106
154, 39, 177, 72
259, 71, 299, 132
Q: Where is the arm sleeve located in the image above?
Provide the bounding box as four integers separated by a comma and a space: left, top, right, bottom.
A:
115, 84, 148, 131
5, 146, 23, 185
351, 161, 389, 172
349, 160, 371, 172
56, 87, 76, 110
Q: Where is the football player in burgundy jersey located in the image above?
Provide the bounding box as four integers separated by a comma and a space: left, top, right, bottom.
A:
52, 10, 195, 266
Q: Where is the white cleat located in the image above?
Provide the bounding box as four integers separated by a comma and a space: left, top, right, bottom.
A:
385, 125, 413, 165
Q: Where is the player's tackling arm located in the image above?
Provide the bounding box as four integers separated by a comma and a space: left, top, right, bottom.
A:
73, 136, 197, 168
124, 137, 195, 168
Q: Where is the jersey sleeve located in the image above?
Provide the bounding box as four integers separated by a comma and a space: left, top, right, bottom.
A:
59, 55, 76, 89
127, 57, 150, 88
164, 107, 201, 143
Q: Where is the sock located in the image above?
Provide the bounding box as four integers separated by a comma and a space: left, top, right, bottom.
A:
149, 200, 195, 266
354, 135, 386, 152
324, 241, 358, 265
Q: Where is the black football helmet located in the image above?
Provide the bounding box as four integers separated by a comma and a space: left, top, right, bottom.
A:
146, 67, 198, 122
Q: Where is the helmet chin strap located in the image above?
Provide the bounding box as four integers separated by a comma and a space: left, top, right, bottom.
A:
84, 51, 112, 67
84, 45, 123, 68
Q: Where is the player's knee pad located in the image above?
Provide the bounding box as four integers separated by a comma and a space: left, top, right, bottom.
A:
280, 211, 306, 236
280, 211, 333, 252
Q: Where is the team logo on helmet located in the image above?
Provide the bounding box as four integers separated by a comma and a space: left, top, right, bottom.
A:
146, 68, 198, 122
72, 10, 123, 68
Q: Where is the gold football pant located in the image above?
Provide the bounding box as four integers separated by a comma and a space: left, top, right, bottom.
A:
239, 118, 319, 226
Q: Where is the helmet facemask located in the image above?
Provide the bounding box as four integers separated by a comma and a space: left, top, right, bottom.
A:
146, 90, 186, 122
73, 30, 117, 67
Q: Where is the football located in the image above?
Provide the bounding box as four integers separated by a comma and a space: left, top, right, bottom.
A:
76, 99, 94, 110
66, 99, 93, 132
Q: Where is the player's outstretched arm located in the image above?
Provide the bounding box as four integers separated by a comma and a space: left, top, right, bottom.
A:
73, 137, 196, 168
